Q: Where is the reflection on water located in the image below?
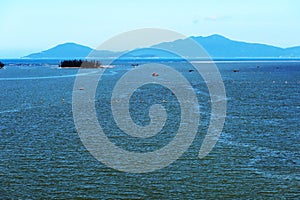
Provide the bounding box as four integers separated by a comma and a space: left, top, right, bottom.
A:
0, 60, 299, 198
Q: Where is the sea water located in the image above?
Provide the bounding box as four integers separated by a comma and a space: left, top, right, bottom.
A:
0, 59, 299, 198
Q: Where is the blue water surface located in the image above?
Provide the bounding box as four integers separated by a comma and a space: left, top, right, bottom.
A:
0, 59, 299, 198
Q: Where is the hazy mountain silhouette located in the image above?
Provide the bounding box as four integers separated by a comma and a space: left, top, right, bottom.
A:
24, 35, 300, 58
24, 42, 121, 59
152, 34, 300, 58
25, 43, 92, 58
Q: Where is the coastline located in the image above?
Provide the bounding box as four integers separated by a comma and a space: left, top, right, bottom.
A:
59, 65, 114, 69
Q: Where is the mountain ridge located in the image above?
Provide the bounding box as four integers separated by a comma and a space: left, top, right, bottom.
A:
23, 35, 300, 59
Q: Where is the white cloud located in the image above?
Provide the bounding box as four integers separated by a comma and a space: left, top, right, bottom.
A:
205, 15, 219, 21
204, 15, 231, 21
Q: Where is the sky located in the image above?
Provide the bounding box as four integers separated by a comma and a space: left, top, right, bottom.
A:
1, 0, 300, 58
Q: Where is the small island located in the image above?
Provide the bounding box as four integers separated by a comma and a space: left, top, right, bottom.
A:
0, 61, 4, 69
59, 59, 102, 68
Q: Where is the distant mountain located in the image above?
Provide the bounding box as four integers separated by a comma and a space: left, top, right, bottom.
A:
24, 43, 92, 59
24, 42, 122, 59
192, 34, 284, 57
23, 35, 300, 59
283, 46, 300, 57
153, 34, 300, 58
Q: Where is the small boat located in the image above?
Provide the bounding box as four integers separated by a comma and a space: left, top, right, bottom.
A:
233, 69, 240, 72
0, 62, 4, 69
152, 72, 159, 77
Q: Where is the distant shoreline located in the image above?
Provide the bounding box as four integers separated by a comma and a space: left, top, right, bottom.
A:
60, 65, 114, 69
2, 57, 300, 61
1, 58, 300, 67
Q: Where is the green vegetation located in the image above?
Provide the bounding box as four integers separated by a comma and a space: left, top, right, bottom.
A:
59, 59, 101, 68
0, 61, 4, 68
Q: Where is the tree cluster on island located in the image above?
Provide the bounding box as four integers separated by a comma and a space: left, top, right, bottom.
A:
59, 59, 102, 68
0, 61, 4, 69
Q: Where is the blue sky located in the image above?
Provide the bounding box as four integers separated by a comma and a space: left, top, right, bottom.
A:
1, 0, 300, 58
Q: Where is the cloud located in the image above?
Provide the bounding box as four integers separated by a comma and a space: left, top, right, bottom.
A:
204, 15, 231, 21
192, 19, 199, 24
193, 15, 230, 24
205, 15, 219, 21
